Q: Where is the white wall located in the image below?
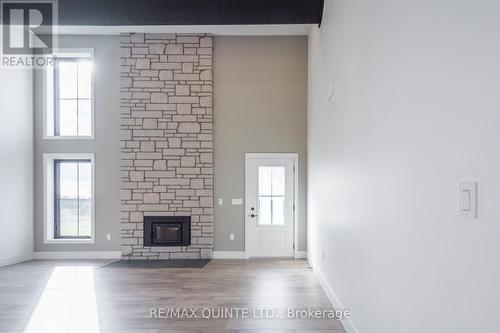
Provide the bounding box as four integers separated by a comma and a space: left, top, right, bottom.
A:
308, 1, 500, 332
0, 68, 34, 266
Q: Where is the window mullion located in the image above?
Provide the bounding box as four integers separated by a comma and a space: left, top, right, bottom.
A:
54, 60, 60, 136
54, 161, 60, 238
76, 61, 80, 136
271, 196, 274, 225
270, 168, 274, 224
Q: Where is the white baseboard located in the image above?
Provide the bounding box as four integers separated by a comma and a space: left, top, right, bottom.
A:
0, 252, 33, 267
295, 251, 307, 259
214, 251, 307, 260
314, 266, 359, 333
34, 251, 122, 260
213, 251, 246, 259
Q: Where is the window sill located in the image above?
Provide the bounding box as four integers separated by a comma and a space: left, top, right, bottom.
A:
44, 239, 95, 245
43, 135, 95, 140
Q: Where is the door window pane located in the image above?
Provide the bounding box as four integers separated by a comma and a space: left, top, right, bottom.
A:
258, 166, 286, 225
55, 160, 92, 238
271, 167, 285, 196
272, 197, 285, 225
258, 167, 272, 195
259, 197, 272, 225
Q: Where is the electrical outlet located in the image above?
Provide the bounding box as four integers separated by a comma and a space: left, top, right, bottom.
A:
106, 233, 111, 241
229, 233, 235, 241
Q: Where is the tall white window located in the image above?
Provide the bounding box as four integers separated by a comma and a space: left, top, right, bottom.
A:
45, 49, 94, 138
44, 154, 95, 243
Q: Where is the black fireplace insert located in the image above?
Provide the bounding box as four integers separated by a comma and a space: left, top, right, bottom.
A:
144, 216, 191, 246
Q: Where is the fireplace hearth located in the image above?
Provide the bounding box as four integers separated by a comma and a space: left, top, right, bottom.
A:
144, 216, 191, 247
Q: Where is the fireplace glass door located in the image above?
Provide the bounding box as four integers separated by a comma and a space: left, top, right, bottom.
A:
153, 223, 181, 244
143, 216, 191, 246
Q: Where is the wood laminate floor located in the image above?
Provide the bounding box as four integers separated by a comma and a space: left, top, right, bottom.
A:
0, 259, 346, 333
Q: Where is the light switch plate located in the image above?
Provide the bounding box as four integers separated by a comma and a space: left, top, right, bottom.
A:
458, 181, 477, 218
232, 198, 243, 205
218, 198, 223, 206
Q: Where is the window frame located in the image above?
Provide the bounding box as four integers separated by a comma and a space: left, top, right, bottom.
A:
43, 48, 95, 140
54, 159, 93, 240
43, 153, 95, 244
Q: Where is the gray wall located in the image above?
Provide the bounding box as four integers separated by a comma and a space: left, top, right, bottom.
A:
0, 68, 34, 266
34, 35, 121, 252
309, 1, 500, 332
214, 36, 308, 252
32, 35, 307, 254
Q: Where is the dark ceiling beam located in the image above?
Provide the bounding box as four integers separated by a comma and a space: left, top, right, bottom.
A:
57, 0, 324, 26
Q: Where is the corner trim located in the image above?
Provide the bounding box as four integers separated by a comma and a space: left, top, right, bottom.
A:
57, 24, 313, 36
212, 251, 246, 259
313, 266, 360, 333
33, 251, 121, 260
0, 252, 33, 267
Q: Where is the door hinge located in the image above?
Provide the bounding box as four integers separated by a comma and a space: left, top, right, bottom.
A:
293, 204, 295, 211
293, 243, 295, 250
293, 165, 296, 172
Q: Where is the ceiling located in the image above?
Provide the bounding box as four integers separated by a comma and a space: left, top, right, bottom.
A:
57, 0, 324, 26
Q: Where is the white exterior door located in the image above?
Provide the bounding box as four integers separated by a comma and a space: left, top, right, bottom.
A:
245, 154, 296, 258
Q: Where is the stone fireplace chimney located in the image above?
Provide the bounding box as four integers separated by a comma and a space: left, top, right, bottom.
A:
120, 33, 214, 259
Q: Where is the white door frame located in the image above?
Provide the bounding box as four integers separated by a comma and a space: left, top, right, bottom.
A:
245, 153, 299, 259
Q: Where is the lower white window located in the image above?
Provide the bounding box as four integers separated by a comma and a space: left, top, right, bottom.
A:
43, 153, 95, 244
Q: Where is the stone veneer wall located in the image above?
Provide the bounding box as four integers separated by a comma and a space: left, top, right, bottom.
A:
120, 33, 213, 259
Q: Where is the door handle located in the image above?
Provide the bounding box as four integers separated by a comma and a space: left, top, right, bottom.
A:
249, 206, 257, 218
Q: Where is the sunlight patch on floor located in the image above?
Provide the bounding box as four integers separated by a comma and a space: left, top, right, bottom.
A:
24, 266, 99, 333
